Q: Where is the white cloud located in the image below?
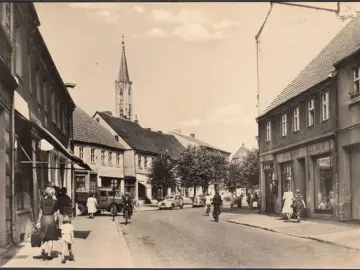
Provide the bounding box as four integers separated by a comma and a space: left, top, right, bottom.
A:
69, 3, 120, 10
132, 5, 145, 13
146, 28, 167, 38
172, 24, 224, 43
213, 19, 240, 30
205, 104, 252, 126
96, 10, 119, 23
179, 119, 201, 127
151, 9, 210, 25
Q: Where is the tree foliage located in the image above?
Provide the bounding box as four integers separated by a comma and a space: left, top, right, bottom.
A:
227, 163, 242, 192
175, 145, 230, 196
148, 155, 176, 197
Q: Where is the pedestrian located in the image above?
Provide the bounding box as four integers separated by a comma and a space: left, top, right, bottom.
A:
282, 186, 294, 220
292, 189, 306, 223
36, 187, 59, 261
57, 187, 72, 224
86, 193, 98, 219
60, 215, 75, 264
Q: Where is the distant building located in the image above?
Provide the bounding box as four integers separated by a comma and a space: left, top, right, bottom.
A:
73, 107, 126, 194
93, 111, 185, 201
231, 143, 249, 166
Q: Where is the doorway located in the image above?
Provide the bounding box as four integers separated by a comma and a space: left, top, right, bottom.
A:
351, 145, 360, 219
264, 163, 276, 213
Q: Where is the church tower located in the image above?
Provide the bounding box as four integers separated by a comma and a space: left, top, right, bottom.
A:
115, 35, 133, 120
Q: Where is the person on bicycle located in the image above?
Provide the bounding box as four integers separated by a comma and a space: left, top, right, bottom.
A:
212, 190, 223, 218
122, 192, 133, 219
204, 193, 212, 214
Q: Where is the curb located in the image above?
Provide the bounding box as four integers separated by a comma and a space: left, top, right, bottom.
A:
114, 217, 135, 268
225, 219, 360, 251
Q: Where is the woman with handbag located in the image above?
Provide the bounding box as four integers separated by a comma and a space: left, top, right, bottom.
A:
36, 187, 59, 260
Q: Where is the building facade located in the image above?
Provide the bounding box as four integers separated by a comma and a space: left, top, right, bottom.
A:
93, 111, 185, 202
231, 143, 249, 166
73, 107, 125, 194
0, 3, 89, 248
257, 14, 360, 221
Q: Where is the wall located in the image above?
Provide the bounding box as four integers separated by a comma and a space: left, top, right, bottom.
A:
258, 79, 337, 154
74, 144, 124, 186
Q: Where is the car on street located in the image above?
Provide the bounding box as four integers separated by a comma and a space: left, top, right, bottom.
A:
192, 194, 205, 207
158, 194, 184, 210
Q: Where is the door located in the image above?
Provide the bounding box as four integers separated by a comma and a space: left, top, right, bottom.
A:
351, 145, 360, 219
265, 171, 276, 213
98, 191, 108, 209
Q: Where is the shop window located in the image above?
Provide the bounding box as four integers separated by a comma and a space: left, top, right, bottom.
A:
75, 175, 86, 191
282, 163, 292, 193
315, 156, 333, 212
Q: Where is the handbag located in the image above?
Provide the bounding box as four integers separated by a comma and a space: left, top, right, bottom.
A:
31, 227, 42, 248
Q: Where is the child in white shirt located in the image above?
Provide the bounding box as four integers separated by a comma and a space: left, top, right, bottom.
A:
61, 215, 75, 264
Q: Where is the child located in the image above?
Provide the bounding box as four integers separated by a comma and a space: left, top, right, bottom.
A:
60, 215, 75, 264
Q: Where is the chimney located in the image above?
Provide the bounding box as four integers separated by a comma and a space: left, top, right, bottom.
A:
190, 133, 195, 138
242, 143, 245, 147
147, 128, 151, 131
134, 114, 139, 123
173, 129, 181, 134
158, 131, 163, 134
65, 82, 76, 89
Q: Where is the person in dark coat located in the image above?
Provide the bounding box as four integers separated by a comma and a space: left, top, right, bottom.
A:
37, 187, 59, 260
57, 187, 72, 223
212, 190, 223, 217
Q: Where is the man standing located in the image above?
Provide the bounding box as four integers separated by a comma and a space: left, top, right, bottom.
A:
58, 187, 72, 224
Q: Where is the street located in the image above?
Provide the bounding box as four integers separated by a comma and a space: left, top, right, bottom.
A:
121, 206, 360, 268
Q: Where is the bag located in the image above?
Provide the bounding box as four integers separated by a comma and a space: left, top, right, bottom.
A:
31, 228, 42, 248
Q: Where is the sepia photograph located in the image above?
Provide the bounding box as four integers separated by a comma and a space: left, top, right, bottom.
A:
1, 1, 360, 268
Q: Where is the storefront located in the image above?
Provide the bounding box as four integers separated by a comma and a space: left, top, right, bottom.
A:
314, 156, 334, 213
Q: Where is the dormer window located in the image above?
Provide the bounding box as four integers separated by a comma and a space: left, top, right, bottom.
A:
95, 117, 99, 122
115, 135, 119, 141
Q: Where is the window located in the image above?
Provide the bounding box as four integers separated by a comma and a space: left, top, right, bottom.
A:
138, 155, 142, 168
265, 121, 271, 142
44, 114, 48, 128
43, 82, 48, 112
281, 114, 287, 137
95, 118, 99, 122
115, 135, 119, 142
101, 151, 105, 165
315, 156, 333, 212
14, 21, 23, 77
90, 149, 95, 163
322, 92, 329, 121
293, 107, 300, 132
79, 147, 84, 160
144, 156, 148, 168
116, 153, 120, 166
57, 100, 61, 127
308, 99, 315, 127
353, 67, 360, 97
75, 176, 86, 191
1, 3, 11, 37
51, 89, 56, 123
108, 152, 112, 166
63, 108, 67, 135
36, 72, 42, 105
28, 54, 33, 94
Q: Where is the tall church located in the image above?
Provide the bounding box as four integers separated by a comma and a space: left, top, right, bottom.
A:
115, 35, 133, 120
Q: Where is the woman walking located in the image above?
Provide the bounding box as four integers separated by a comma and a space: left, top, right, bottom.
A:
282, 186, 294, 220
86, 193, 98, 219
36, 187, 59, 260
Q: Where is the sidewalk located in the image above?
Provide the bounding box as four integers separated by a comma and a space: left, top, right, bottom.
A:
1, 215, 134, 268
221, 209, 360, 250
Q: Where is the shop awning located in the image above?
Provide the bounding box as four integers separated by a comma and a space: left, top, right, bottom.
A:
15, 111, 92, 171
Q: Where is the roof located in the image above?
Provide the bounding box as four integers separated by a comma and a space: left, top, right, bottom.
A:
118, 36, 130, 82
260, 15, 360, 117
172, 132, 231, 155
232, 144, 249, 159
73, 107, 126, 150
97, 112, 185, 159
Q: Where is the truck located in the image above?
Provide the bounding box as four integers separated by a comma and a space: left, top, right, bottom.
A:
75, 187, 124, 216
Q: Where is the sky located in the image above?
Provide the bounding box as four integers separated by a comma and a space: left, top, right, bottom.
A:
34, 2, 358, 155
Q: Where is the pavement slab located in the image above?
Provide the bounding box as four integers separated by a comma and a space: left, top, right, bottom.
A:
1, 215, 134, 268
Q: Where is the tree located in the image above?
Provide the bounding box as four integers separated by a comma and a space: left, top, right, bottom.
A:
148, 155, 176, 198
240, 148, 260, 188
176, 146, 230, 196
227, 163, 242, 192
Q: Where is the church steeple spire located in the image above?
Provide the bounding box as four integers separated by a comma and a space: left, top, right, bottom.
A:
118, 35, 130, 83
115, 35, 133, 121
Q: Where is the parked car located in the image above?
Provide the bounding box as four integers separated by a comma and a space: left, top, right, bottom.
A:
158, 194, 184, 210
192, 194, 205, 207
